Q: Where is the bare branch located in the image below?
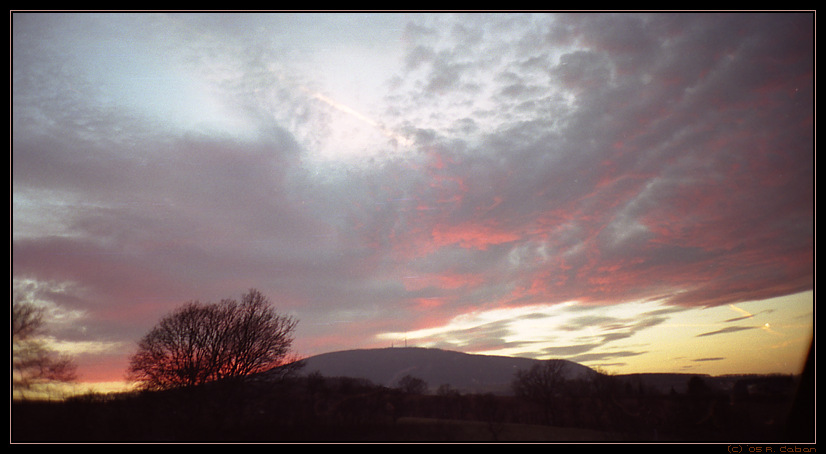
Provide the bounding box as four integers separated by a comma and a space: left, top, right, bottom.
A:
12, 301, 78, 396
127, 289, 298, 391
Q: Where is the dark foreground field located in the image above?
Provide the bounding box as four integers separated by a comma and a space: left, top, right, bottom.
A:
12, 371, 813, 443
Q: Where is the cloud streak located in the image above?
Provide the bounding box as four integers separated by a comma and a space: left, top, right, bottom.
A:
696, 326, 757, 338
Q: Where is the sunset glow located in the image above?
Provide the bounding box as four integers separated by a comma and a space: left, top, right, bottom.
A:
12, 12, 813, 395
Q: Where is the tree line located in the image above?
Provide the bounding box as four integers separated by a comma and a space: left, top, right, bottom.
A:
13, 288, 809, 442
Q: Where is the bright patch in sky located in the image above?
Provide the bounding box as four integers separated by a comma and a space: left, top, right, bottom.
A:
306, 90, 415, 162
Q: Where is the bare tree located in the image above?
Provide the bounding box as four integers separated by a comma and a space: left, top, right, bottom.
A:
12, 300, 77, 397
512, 359, 567, 425
127, 289, 298, 391
396, 374, 428, 394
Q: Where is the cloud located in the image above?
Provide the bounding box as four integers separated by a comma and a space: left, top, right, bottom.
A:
541, 344, 602, 357
12, 13, 813, 383
565, 350, 646, 364
379, 16, 812, 314
696, 326, 757, 338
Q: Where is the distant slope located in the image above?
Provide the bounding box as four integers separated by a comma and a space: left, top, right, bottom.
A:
296, 347, 595, 395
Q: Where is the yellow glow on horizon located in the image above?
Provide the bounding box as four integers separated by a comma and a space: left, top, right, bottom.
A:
376, 291, 813, 377
13, 380, 136, 401
28, 292, 812, 399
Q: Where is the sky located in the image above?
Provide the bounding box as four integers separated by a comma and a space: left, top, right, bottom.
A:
12, 12, 814, 393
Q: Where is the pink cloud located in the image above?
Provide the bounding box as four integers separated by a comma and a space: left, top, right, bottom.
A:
431, 222, 521, 251
402, 272, 486, 292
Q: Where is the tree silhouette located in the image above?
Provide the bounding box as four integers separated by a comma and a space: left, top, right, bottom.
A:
12, 300, 77, 398
127, 289, 298, 390
512, 359, 567, 425
396, 374, 428, 394
687, 375, 712, 396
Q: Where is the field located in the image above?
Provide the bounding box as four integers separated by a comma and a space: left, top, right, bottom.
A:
11, 372, 810, 443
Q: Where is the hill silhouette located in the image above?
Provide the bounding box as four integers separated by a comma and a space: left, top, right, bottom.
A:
293, 347, 595, 394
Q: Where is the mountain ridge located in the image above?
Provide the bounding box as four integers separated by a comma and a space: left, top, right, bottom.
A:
291, 346, 595, 395
281, 347, 793, 396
